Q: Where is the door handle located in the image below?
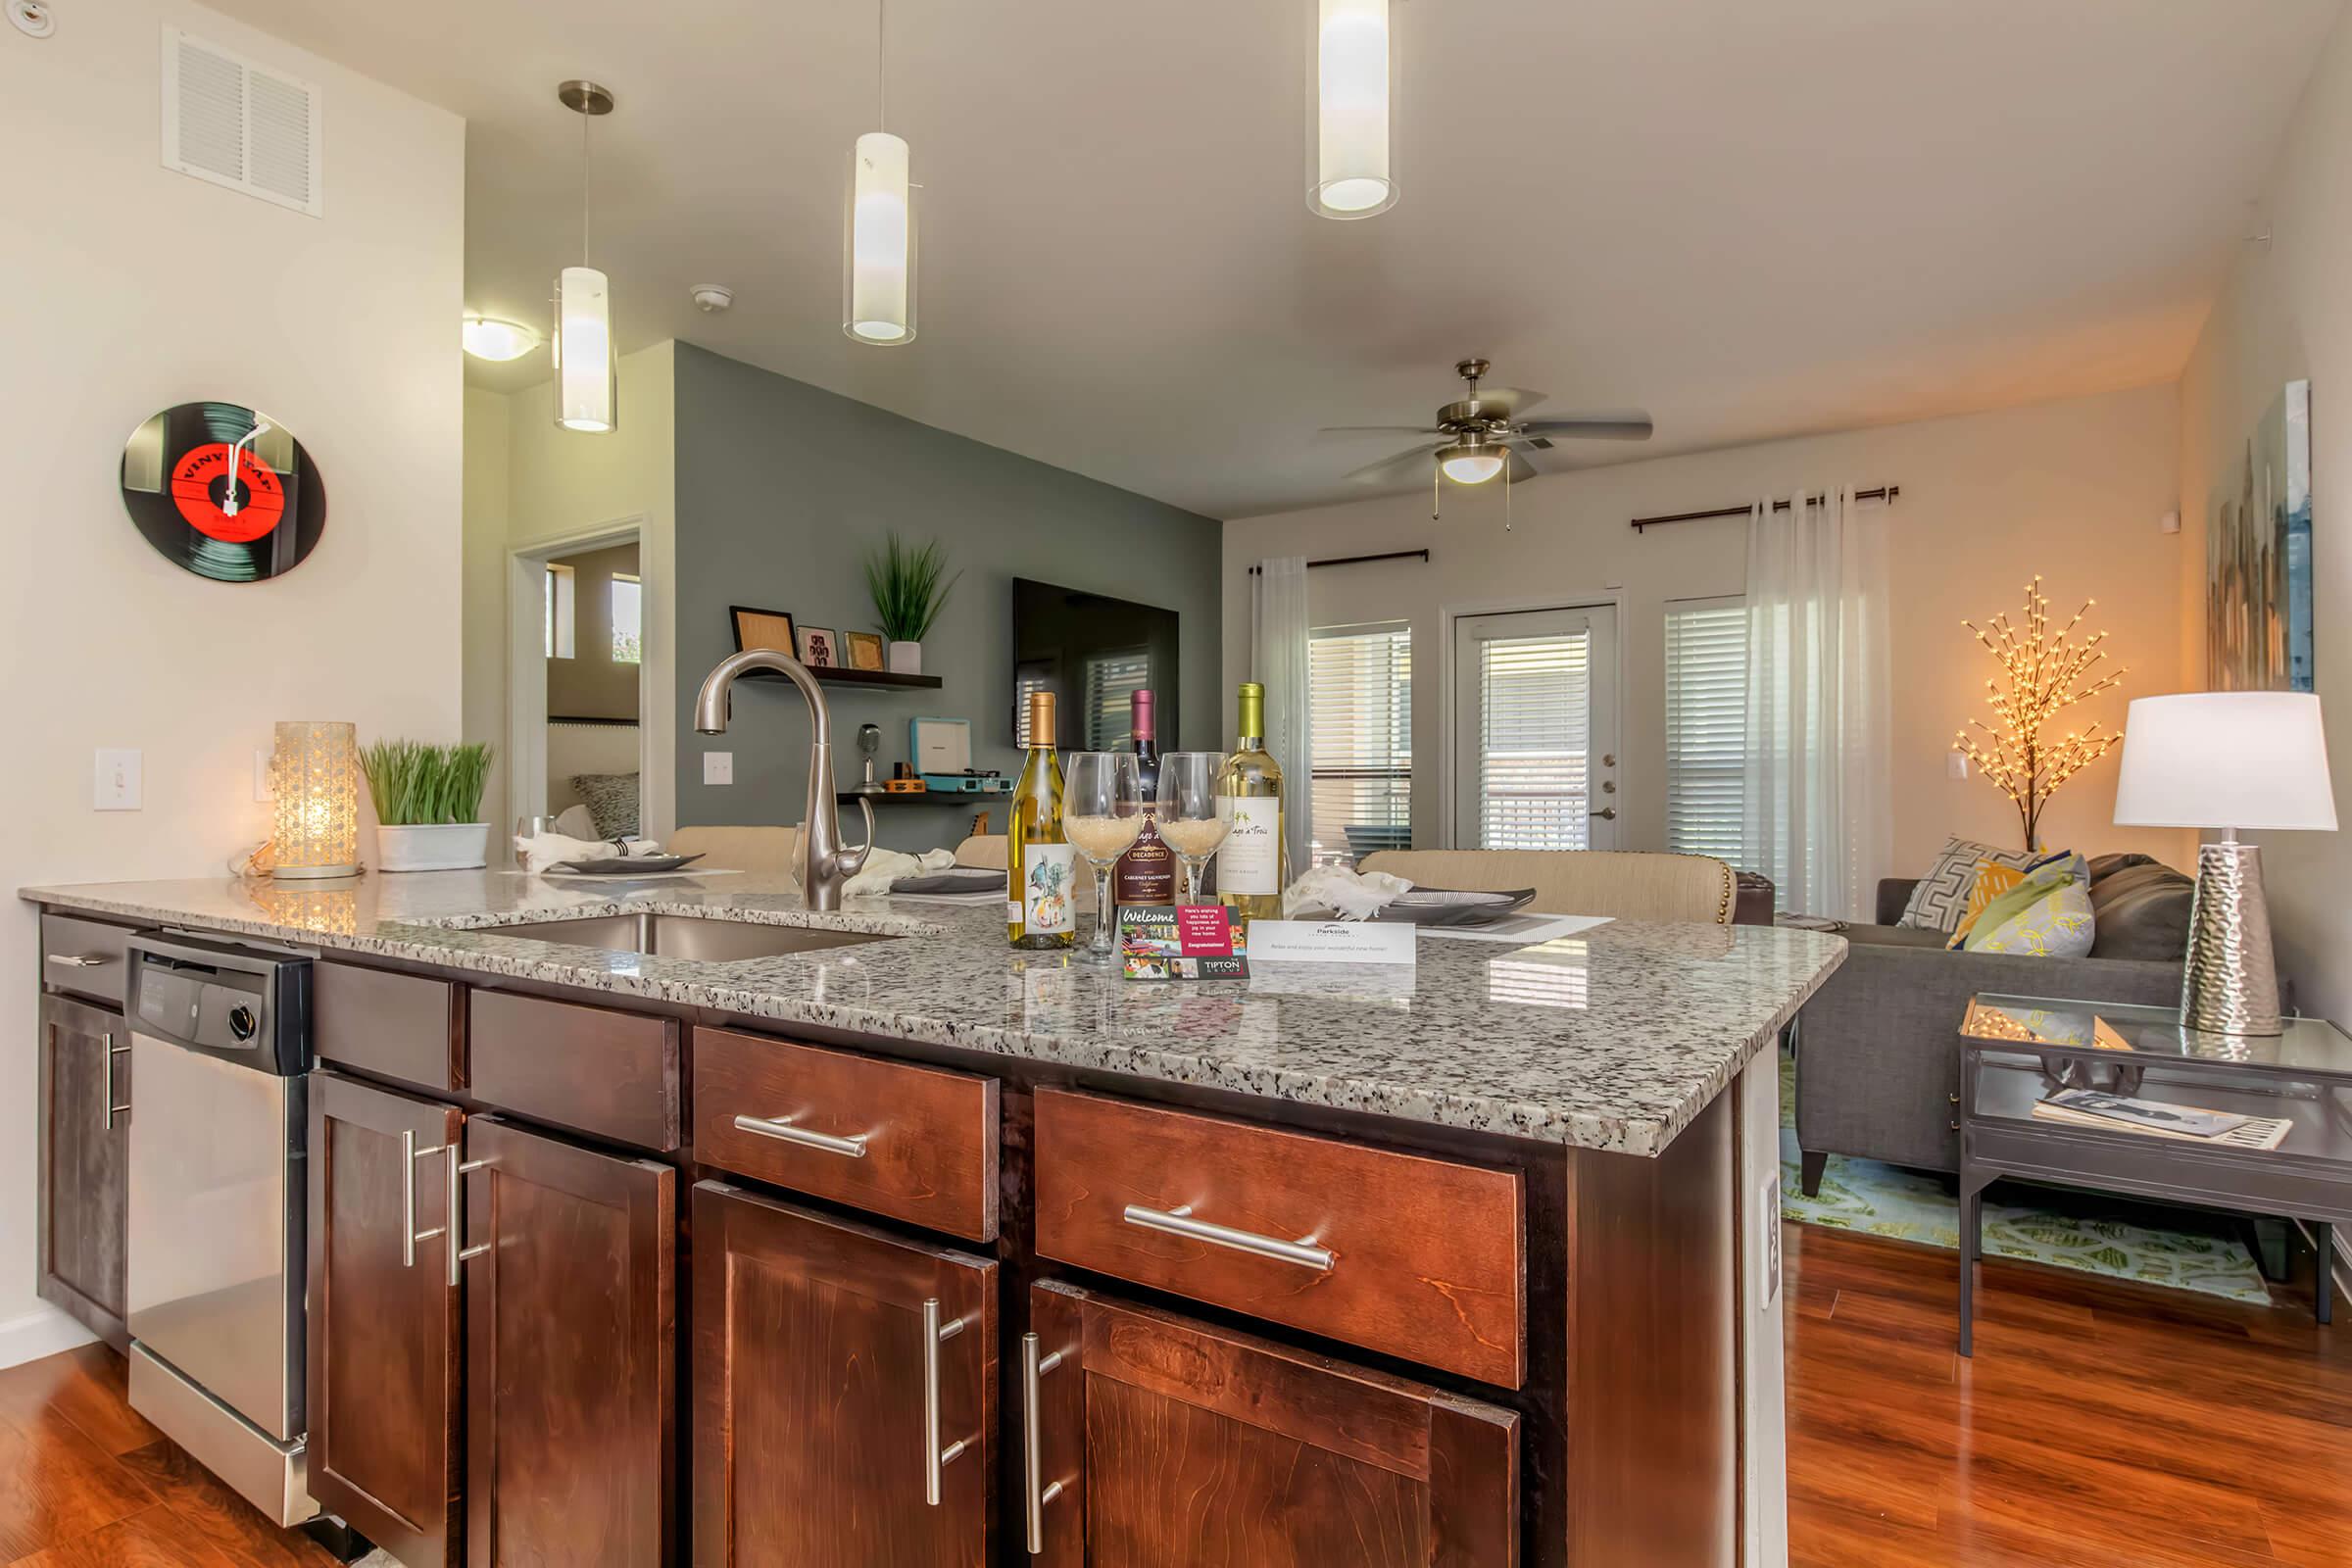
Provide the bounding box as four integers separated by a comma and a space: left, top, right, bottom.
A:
101, 1033, 131, 1130
1021, 1331, 1068, 1554
921, 1298, 975, 1507
1590, 806, 1617, 820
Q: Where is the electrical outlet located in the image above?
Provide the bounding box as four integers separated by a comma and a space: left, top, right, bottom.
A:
254, 749, 274, 802
95, 749, 142, 810
1761, 1172, 1782, 1306
703, 751, 734, 786
1947, 750, 1971, 781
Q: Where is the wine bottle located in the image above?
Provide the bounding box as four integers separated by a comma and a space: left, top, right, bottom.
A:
1216, 681, 1286, 928
1112, 689, 1175, 908
1008, 691, 1077, 950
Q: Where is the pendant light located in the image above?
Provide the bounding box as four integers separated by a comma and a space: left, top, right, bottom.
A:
553, 79, 617, 431
1309, 0, 1396, 220
845, 0, 915, 345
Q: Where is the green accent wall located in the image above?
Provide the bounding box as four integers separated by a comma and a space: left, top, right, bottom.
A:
671, 342, 1222, 850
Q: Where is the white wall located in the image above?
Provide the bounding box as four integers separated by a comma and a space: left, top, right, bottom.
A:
0, 2, 463, 1362
1223, 384, 2197, 899
463, 342, 677, 844
2179, 7, 2352, 1035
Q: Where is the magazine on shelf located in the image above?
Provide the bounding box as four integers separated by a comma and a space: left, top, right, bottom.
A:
2031, 1089, 2291, 1151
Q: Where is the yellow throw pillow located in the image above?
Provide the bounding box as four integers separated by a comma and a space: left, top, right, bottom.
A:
1947, 860, 2027, 949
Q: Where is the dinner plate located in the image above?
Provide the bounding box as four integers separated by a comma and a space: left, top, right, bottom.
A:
1370, 888, 1538, 926
549, 853, 706, 875
892, 867, 1006, 895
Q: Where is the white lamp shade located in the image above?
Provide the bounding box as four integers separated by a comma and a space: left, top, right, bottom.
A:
553, 266, 616, 432
2112, 692, 2338, 831
845, 131, 915, 345
1310, 0, 1396, 219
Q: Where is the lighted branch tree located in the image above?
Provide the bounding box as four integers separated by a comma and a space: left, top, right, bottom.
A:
1954, 577, 2127, 850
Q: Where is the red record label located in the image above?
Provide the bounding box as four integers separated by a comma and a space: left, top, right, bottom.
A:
170, 443, 285, 543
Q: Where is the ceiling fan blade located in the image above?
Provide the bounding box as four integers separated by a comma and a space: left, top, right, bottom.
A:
1318, 424, 1445, 439
1501, 434, 1554, 451
1470, 386, 1547, 420
1514, 412, 1654, 441
1342, 445, 1441, 487
1507, 449, 1541, 484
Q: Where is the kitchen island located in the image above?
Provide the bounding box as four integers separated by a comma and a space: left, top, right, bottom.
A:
26, 869, 1843, 1567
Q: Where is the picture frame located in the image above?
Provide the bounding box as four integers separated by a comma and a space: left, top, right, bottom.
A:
843, 630, 886, 671
729, 605, 797, 658
796, 626, 838, 668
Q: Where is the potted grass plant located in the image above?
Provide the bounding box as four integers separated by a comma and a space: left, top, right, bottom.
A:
863, 532, 959, 675
363, 740, 495, 871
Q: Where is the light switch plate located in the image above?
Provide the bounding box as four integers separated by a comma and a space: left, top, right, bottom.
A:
703, 751, 734, 786
1947, 751, 1971, 780
95, 749, 142, 810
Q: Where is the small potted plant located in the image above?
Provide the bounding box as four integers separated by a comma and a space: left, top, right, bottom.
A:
363, 740, 495, 871
863, 532, 958, 675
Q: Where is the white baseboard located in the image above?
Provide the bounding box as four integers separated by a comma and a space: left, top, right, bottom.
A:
0, 1305, 99, 1370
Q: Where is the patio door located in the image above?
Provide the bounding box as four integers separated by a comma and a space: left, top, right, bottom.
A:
1452, 605, 1621, 850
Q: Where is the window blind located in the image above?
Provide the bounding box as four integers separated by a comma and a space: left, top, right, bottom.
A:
1309, 625, 1411, 864
1477, 630, 1590, 851
1665, 597, 1748, 861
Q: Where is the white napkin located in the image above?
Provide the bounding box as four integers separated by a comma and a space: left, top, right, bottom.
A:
840, 846, 956, 899
1282, 863, 1415, 919
516, 830, 663, 875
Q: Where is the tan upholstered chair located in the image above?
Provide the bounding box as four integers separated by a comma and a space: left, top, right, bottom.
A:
1356, 850, 1737, 925
954, 834, 1008, 870
667, 825, 803, 874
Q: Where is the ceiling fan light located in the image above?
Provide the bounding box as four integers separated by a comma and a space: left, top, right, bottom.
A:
1440, 444, 1504, 485
462, 315, 541, 362
1309, 0, 1396, 220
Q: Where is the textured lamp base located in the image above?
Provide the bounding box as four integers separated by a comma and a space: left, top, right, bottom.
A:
2181, 840, 2282, 1037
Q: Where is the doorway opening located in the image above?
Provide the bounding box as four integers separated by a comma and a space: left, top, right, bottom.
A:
508, 519, 652, 843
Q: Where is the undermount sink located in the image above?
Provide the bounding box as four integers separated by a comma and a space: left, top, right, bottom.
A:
490, 910, 895, 962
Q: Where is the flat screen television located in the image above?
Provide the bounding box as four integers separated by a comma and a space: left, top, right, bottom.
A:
1011, 577, 1181, 751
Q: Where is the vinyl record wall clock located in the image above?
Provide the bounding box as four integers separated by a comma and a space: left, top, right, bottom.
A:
120, 402, 326, 582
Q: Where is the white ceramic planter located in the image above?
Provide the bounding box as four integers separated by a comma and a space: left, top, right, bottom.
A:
886, 640, 924, 675
376, 822, 491, 872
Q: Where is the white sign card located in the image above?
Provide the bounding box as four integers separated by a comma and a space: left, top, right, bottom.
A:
1244, 920, 1418, 965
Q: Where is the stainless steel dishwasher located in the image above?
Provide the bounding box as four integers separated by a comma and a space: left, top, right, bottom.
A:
123, 931, 318, 1527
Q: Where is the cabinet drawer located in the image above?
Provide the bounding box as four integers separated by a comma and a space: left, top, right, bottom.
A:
39, 914, 131, 1006
468, 991, 679, 1151
694, 1028, 998, 1242
315, 962, 460, 1094
1034, 1090, 1525, 1387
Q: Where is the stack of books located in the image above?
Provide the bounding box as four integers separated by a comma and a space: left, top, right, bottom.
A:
2031, 1088, 2292, 1152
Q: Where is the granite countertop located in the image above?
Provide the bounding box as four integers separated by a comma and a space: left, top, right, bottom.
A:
22, 869, 1845, 1156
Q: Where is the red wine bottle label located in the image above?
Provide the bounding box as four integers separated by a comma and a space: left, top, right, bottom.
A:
1113, 813, 1176, 906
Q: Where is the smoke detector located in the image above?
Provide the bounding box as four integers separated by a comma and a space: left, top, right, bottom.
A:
9, 0, 57, 38
690, 284, 733, 314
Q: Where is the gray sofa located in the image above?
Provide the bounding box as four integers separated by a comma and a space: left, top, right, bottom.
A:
1791, 854, 2198, 1194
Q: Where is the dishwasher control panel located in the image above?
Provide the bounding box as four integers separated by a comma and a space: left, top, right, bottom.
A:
126, 931, 311, 1076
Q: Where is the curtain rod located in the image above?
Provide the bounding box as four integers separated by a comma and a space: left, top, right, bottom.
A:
1630, 486, 1900, 533
1248, 548, 1430, 576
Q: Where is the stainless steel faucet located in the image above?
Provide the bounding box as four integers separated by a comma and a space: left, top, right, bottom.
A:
693, 650, 875, 910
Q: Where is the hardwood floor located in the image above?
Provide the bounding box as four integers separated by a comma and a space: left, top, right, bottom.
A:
0, 1224, 2343, 1565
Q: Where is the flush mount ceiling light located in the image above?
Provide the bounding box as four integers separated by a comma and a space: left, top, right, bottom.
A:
1437, 440, 1504, 485
1309, 0, 1396, 220
845, 0, 915, 345
461, 315, 541, 362
552, 79, 617, 432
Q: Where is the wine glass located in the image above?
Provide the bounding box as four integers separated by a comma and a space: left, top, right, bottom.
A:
1154, 752, 1230, 906
1061, 752, 1144, 957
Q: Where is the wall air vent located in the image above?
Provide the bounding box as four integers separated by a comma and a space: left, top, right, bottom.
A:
160, 27, 322, 218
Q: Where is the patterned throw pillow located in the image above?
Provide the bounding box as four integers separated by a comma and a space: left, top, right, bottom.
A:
1897, 837, 2042, 931
1964, 871, 2095, 957
570, 772, 640, 840
1947, 860, 2029, 949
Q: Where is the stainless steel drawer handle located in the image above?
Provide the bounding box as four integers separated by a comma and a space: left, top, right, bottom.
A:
47, 953, 109, 968
102, 1033, 131, 1130
921, 1298, 975, 1507
447, 1144, 494, 1286
733, 1113, 868, 1159
1121, 1203, 1336, 1272
1021, 1331, 1067, 1554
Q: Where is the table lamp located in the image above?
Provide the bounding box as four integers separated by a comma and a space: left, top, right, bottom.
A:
2112, 692, 2336, 1035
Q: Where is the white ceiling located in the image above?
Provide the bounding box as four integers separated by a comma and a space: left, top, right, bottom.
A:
211, 0, 2339, 518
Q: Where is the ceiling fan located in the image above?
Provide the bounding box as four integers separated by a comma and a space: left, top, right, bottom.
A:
1322, 359, 1653, 502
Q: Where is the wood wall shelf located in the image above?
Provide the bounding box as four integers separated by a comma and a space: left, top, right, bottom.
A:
836, 791, 1007, 807
739, 665, 943, 691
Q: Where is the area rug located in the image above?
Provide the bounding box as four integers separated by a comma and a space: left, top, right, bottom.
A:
1777, 1053, 2272, 1303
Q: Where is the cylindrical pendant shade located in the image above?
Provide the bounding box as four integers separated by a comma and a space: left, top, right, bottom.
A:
1310, 0, 1396, 220
270, 720, 361, 879
553, 266, 617, 431
845, 131, 916, 345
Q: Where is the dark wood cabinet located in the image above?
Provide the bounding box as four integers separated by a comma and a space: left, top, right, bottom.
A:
466, 1116, 675, 1566
1025, 1281, 1519, 1567
307, 1072, 464, 1568
691, 1180, 996, 1567
37, 993, 129, 1348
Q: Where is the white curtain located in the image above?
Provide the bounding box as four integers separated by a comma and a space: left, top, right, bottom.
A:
1250, 556, 1314, 884
1740, 488, 1892, 920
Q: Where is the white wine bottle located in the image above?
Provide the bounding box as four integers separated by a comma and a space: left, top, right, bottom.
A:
1008, 690, 1077, 950
1216, 681, 1286, 929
